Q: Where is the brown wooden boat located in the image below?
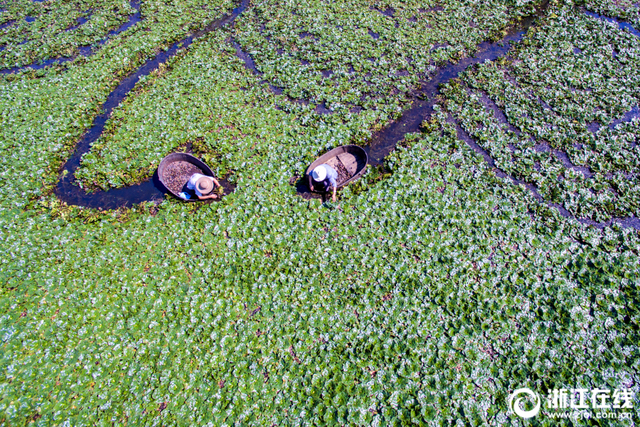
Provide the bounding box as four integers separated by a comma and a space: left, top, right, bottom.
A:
158, 153, 216, 201
306, 145, 368, 192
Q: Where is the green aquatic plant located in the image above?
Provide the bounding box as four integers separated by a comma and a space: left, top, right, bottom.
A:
71, 0, 544, 189
0, 0, 135, 70
0, 0, 638, 425
441, 4, 640, 222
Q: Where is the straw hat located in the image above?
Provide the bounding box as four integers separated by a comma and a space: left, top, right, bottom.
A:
196, 176, 214, 194
311, 165, 326, 181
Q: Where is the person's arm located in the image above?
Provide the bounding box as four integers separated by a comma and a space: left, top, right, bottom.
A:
329, 175, 338, 202
197, 193, 219, 200
200, 178, 222, 199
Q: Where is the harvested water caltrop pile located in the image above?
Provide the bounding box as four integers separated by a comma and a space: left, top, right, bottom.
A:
0, 0, 639, 424
163, 161, 203, 195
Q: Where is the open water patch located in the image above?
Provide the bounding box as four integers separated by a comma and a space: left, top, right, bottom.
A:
66, 14, 91, 32
610, 105, 640, 128
0, 19, 15, 30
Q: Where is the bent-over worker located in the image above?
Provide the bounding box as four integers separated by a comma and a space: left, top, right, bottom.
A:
310, 164, 337, 202
187, 173, 221, 200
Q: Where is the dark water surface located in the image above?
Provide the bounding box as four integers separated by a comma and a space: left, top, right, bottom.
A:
365, 6, 547, 164
47, 1, 640, 229
54, 0, 249, 209
1, 0, 142, 75
585, 10, 640, 38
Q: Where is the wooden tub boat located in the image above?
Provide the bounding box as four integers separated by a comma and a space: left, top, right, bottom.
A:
306, 145, 368, 192
158, 153, 216, 201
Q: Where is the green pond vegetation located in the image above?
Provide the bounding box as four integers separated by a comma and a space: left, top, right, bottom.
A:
0, 0, 136, 69
0, 0, 638, 425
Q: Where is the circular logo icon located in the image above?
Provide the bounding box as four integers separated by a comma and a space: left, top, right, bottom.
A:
508, 388, 541, 419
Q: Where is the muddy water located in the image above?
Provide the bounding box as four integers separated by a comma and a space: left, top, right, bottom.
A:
54, 0, 249, 209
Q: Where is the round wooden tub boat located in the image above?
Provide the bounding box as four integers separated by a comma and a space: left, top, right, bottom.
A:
158, 153, 216, 201
306, 145, 368, 192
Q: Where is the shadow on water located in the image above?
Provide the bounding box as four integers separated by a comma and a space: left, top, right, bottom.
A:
54, 0, 249, 209
291, 175, 323, 201
365, 4, 548, 165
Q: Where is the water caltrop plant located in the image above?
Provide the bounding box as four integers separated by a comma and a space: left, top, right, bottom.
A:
0, 0, 638, 425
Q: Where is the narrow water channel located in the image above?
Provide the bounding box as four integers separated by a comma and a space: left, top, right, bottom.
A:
364, 6, 547, 164
50, 1, 639, 230
365, 5, 640, 230
54, 0, 249, 209
1, 0, 142, 75
54, 2, 547, 209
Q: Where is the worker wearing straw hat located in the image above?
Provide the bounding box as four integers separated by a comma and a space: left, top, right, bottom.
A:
186, 173, 221, 200
310, 164, 337, 202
